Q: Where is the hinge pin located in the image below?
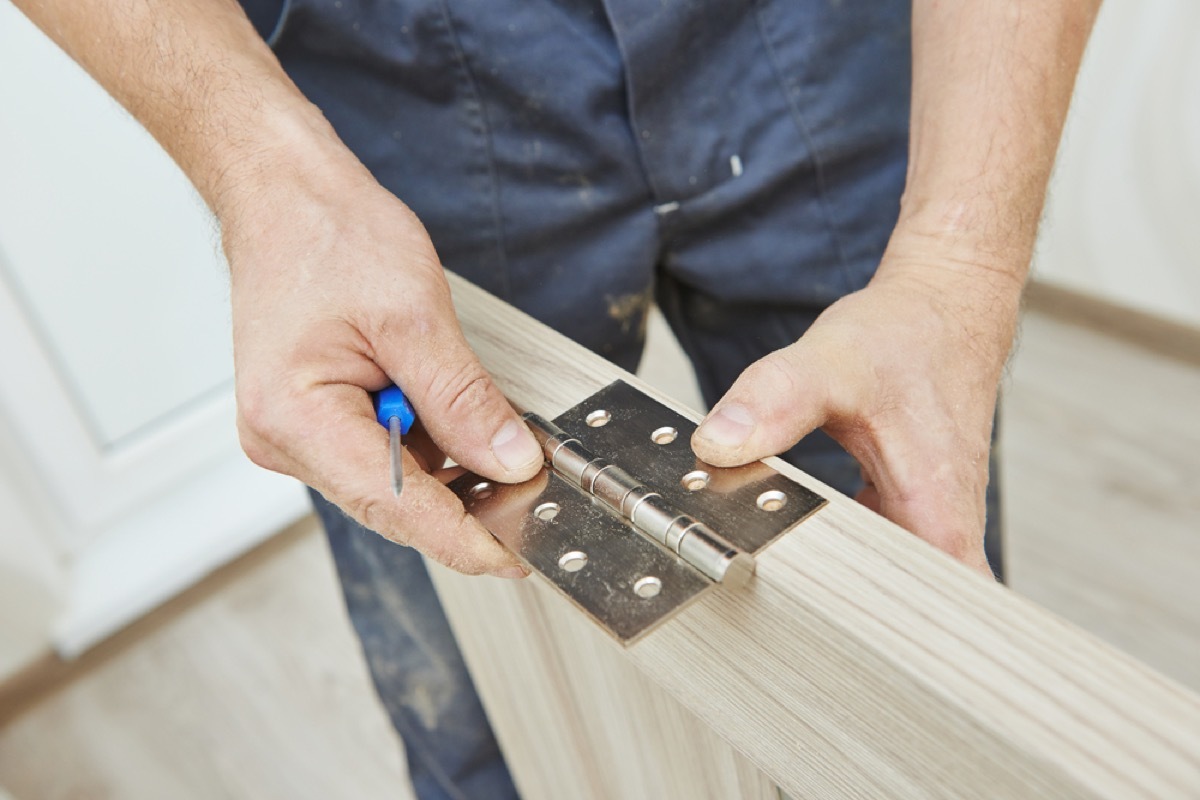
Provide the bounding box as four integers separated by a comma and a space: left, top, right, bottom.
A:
524, 414, 755, 587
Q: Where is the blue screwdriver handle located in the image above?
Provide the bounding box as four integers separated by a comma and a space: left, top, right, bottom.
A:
374, 384, 415, 435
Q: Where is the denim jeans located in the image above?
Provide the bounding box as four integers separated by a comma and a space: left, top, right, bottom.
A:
243, 1, 1003, 797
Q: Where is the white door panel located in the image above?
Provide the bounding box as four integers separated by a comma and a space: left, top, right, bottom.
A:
0, 4, 309, 660
0, 2, 234, 448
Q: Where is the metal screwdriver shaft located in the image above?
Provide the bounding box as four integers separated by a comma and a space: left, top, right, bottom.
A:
389, 416, 404, 496
374, 385, 416, 499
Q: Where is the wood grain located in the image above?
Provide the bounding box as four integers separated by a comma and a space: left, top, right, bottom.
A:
431, 273, 1200, 799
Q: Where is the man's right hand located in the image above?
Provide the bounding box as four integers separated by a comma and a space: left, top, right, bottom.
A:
10, 0, 539, 576
227, 166, 541, 578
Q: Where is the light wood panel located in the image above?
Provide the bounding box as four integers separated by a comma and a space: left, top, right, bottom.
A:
430, 273, 1200, 799
1, 303, 1198, 799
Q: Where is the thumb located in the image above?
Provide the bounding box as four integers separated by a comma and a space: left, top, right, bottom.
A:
692, 342, 837, 467
375, 298, 543, 484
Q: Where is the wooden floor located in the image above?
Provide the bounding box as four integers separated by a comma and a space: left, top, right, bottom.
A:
0, 520, 414, 800
1, 306, 1198, 798
1003, 311, 1200, 690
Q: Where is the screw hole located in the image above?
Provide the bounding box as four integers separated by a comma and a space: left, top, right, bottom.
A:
534, 502, 560, 521
558, 550, 588, 572
651, 426, 678, 445
757, 490, 787, 512
634, 576, 662, 598
681, 470, 710, 492
586, 409, 611, 427
469, 481, 494, 500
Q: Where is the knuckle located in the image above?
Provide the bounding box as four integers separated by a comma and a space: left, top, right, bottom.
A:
235, 385, 270, 436
235, 383, 293, 446
236, 410, 281, 471
432, 360, 495, 420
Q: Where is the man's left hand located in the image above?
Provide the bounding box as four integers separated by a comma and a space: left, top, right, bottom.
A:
691, 244, 1023, 578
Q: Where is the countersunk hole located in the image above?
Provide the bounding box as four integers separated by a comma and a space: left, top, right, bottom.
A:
586, 409, 611, 427
757, 490, 787, 512
558, 550, 588, 572
469, 481, 494, 500
651, 426, 678, 445
634, 576, 662, 598
681, 470, 710, 492
533, 502, 560, 521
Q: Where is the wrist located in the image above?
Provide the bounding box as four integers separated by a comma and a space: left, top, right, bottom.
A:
894, 175, 1047, 271
207, 99, 374, 247
879, 223, 1030, 298
870, 230, 1026, 365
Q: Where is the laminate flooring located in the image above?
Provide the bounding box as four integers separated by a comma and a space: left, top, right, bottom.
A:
1, 307, 1197, 799
0, 520, 414, 800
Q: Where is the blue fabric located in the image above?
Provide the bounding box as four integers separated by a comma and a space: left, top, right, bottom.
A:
251, 2, 1004, 797
312, 493, 518, 800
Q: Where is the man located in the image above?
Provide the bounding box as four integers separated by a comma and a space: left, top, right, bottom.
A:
14, 0, 1099, 797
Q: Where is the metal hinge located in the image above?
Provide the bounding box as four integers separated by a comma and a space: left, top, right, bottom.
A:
448, 380, 826, 644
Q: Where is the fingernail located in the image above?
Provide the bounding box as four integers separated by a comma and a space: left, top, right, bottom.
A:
696, 403, 755, 448
490, 564, 529, 580
491, 420, 543, 472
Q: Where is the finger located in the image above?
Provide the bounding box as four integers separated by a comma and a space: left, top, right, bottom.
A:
434, 464, 468, 485
854, 482, 882, 514
406, 423, 447, 473
692, 341, 841, 467
242, 384, 528, 578
883, 488, 993, 577
373, 281, 543, 484
858, 431, 993, 577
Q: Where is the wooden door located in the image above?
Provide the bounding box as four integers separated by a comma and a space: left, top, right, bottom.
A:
430, 275, 1200, 800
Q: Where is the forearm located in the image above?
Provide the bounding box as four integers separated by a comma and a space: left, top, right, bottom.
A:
11, 0, 357, 227
889, 0, 1101, 282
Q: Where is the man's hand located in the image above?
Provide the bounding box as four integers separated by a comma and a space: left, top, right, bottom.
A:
693, 244, 1021, 577
228, 168, 541, 577
10, 0, 544, 577
692, 0, 1101, 574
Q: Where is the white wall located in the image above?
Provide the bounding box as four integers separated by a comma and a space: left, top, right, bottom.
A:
1036, 0, 1200, 328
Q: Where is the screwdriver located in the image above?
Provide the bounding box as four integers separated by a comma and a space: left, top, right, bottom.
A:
374, 384, 416, 497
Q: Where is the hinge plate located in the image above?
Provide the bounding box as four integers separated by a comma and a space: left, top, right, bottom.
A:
448, 380, 826, 644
